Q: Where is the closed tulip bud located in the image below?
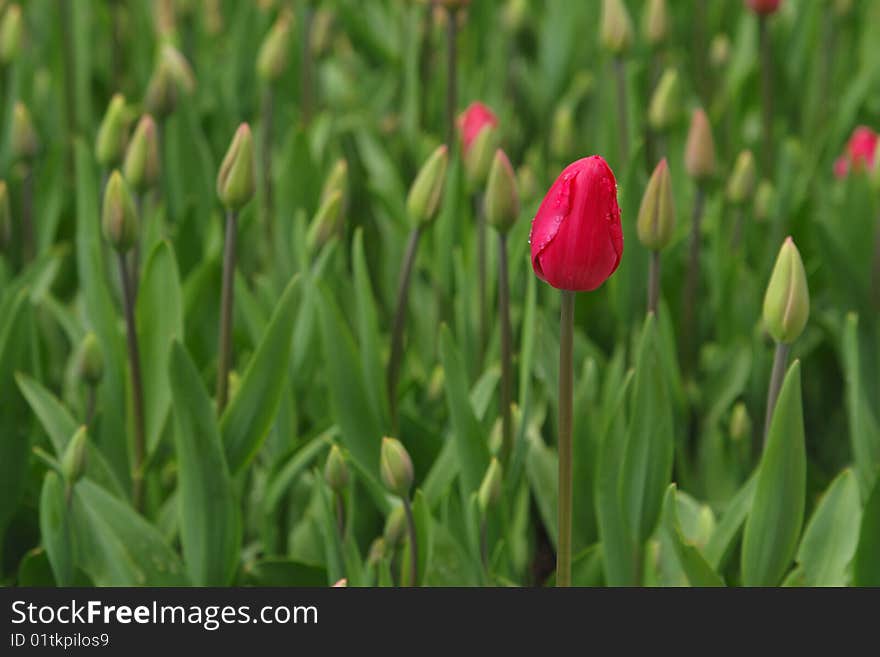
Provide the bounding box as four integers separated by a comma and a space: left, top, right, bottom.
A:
485, 150, 519, 234
95, 94, 131, 169
729, 402, 752, 443
161, 43, 195, 92
383, 505, 407, 547
477, 458, 503, 513
600, 0, 633, 56
684, 108, 716, 181
550, 104, 574, 160
642, 0, 668, 47
256, 9, 293, 82
763, 237, 809, 344
0, 3, 22, 64
530, 155, 623, 291
144, 44, 195, 118
380, 437, 414, 498
102, 171, 139, 252
637, 158, 675, 252
11, 102, 38, 162
217, 123, 255, 211
464, 124, 499, 189
204, 0, 224, 35
0, 180, 9, 248
332, 577, 347, 587
74, 332, 104, 386
459, 102, 498, 154
648, 69, 680, 132
710, 34, 731, 69
754, 179, 775, 221
406, 144, 448, 227
745, 0, 781, 16
62, 426, 88, 485
726, 150, 757, 205
323, 444, 349, 492
319, 158, 348, 207
123, 115, 160, 193
306, 190, 343, 251
367, 538, 386, 566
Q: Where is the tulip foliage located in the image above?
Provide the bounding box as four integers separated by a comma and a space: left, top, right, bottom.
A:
0, 0, 879, 589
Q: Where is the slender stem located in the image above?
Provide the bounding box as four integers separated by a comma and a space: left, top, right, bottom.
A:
130, 194, 143, 301
613, 56, 630, 166
21, 165, 34, 262
759, 16, 773, 178
475, 193, 487, 364
300, 5, 315, 126
732, 204, 745, 250
260, 86, 275, 251
498, 233, 513, 464
682, 184, 705, 374
334, 491, 345, 537
85, 385, 96, 427
402, 497, 418, 587
647, 250, 661, 316
445, 6, 458, 148
117, 252, 145, 512
216, 210, 238, 413
557, 290, 575, 587
387, 227, 422, 434
763, 341, 791, 446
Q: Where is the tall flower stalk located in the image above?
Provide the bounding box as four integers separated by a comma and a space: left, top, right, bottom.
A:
11, 102, 39, 263
215, 124, 255, 412
745, 0, 781, 175
381, 438, 417, 586
601, 0, 634, 166
637, 158, 675, 315
530, 156, 624, 586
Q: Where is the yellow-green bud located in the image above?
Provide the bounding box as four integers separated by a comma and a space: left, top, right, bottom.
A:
380, 437, 413, 498
642, 0, 668, 47
600, 0, 633, 56
309, 9, 333, 57
729, 402, 752, 443
710, 34, 731, 69
323, 444, 349, 493
648, 69, 679, 133
550, 104, 574, 160
0, 180, 10, 248
216, 123, 255, 211
256, 9, 293, 82
726, 150, 756, 205
762, 237, 810, 344
383, 505, 407, 547
465, 124, 499, 190
102, 170, 139, 252
306, 189, 343, 251
367, 538, 386, 566
204, 0, 223, 35
754, 179, 775, 222
637, 158, 675, 252
485, 149, 519, 234
123, 114, 160, 193
684, 108, 716, 181
62, 426, 88, 485
477, 457, 503, 513
144, 44, 195, 118
11, 101, 38, 162
95, 94, 131, 169
0, 3, 22, 64
319, 158, 348, 207
407, 144, 448, 228
74, 332, 104, 386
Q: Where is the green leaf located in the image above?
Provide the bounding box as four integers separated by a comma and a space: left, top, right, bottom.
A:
620, 314, 674, 545
704, 474, 757, 570
659, 485, 725, 587
439, 325, 491, 497
741, 360, 806, 586
70, 479, 188, 586
242, 559, 327, 586
137, 240, 184, 456
401, 491, 432, 586
526, 431, 558, 549
17, 548, 58, 586
220, 275, 300, 473
40, 472, 75, 586
263, 431, 333, 515
796, 469, 861, 586
853, 478, 880, 586
169, 341, 241, 586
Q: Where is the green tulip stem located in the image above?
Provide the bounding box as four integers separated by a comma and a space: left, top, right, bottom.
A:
647, 250, 661, 315
763, 341, 790, 446
613, 56, 630, 166
387, 226, 423, 434
759, 15, 773, 177
682, 183, 705, 374
557, 290, 575, 587
498, 232, 513, 464
445, 6, 458, 149
216, 209, 238, 413
334, 491, 345, 538
85, 384, 97, 427
260, 85, 275, 251
130, 193, 143, 301
117, 251, 146, 512
732, 204, 745, 250
403, 496, 418, 587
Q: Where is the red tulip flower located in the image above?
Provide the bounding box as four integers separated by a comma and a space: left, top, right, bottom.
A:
745, 0, 781, 15
458, 102, 498, 155
834, 126, 878, 178
529, 155, 624, 292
